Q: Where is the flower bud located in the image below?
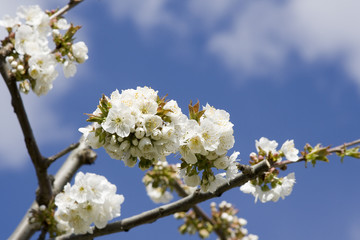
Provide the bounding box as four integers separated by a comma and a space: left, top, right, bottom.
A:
151, 129, 162, 140
132, 138, 139, 146
138, 137, 153, 153
206, 151, 218, 160
120, 140, 130, 151
124, 156, 137, 167
221, 212, 229, 220
6, 56, 14, 62
17, 64, 24, 71
10, 60, 18, 68
135, 127, 145, 139
52, 29, 60, 36
72, 41, 88, 63
238, 218, 247, 226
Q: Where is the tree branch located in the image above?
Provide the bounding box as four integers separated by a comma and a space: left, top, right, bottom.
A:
0, 45, 52, 206
9, 141, 97, 240
56, 160, 271, 240
46, 142, 80, 168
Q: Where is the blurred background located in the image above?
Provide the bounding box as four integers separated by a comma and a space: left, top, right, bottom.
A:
1, 0, 360, 239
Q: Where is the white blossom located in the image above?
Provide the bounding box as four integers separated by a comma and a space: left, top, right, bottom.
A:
72, 41, 89, 63
2, 4, 87, 96
226, 151, 240, 180
255, 137, 278, 154
138, 137, 154, 153
0, 15, 20, 28
17, 5, 46, 27
281, 140, 299, 162
208, 174, 227, 193
240, 172, 296, 203
146, 185, 173, 204
63, 60, 77, 78
179, 145, 198, 164
28, 53, 58, 96
55, 172, 124, 234
56, 18, 70, 30
79, 124, 103, 149
102, 102, 135, 138
213, 157, 227, 171
243, 234, 259, 240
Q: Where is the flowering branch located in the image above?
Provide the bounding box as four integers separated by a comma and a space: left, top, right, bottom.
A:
9, 141, 97, 240
274, 138, 360, 167
56, 160, 270, 240
0, 52, 52, 206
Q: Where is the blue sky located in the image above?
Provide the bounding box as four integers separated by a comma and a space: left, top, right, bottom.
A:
1, 0, 360, 239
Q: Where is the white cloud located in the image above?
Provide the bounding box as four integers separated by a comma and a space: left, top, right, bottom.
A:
107, 0, 186, 34
105, 0, 360, 87
286, 0, 360, 83
0, 81, 75, 169
208, 1, 288, 75
349, 218, 360, 240
209, 0, 360, 82
187, 0, 238, 27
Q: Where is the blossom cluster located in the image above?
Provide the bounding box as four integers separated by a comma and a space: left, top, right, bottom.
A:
240, 172, 296, 203
54, 172, 124, 234
253, 137, 299, 163
80, 87, 239, 193
179, 102, 238, 192
240, 137, 298, 203
0, 5, 88, 95
80, 87, 187, 170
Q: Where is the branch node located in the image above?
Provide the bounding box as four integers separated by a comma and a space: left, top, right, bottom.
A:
78, 147, 97, 165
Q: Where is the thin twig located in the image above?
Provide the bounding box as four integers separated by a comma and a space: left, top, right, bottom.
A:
275, 138, 360, 167
50, 0, 84, 20
46, 142, 80, 167
56, 160, 271, 240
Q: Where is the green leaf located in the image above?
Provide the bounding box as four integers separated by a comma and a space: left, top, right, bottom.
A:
337, 146, 360, 163
304, 144, 330, 167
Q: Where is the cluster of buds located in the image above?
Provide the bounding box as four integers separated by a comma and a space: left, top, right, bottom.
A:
28, 202, 62, 238
211, 201, 258, 240
0, 5, 88, 95
174, 201, 258, 240
241, 137, 298, 203
174, 211, 213, 239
